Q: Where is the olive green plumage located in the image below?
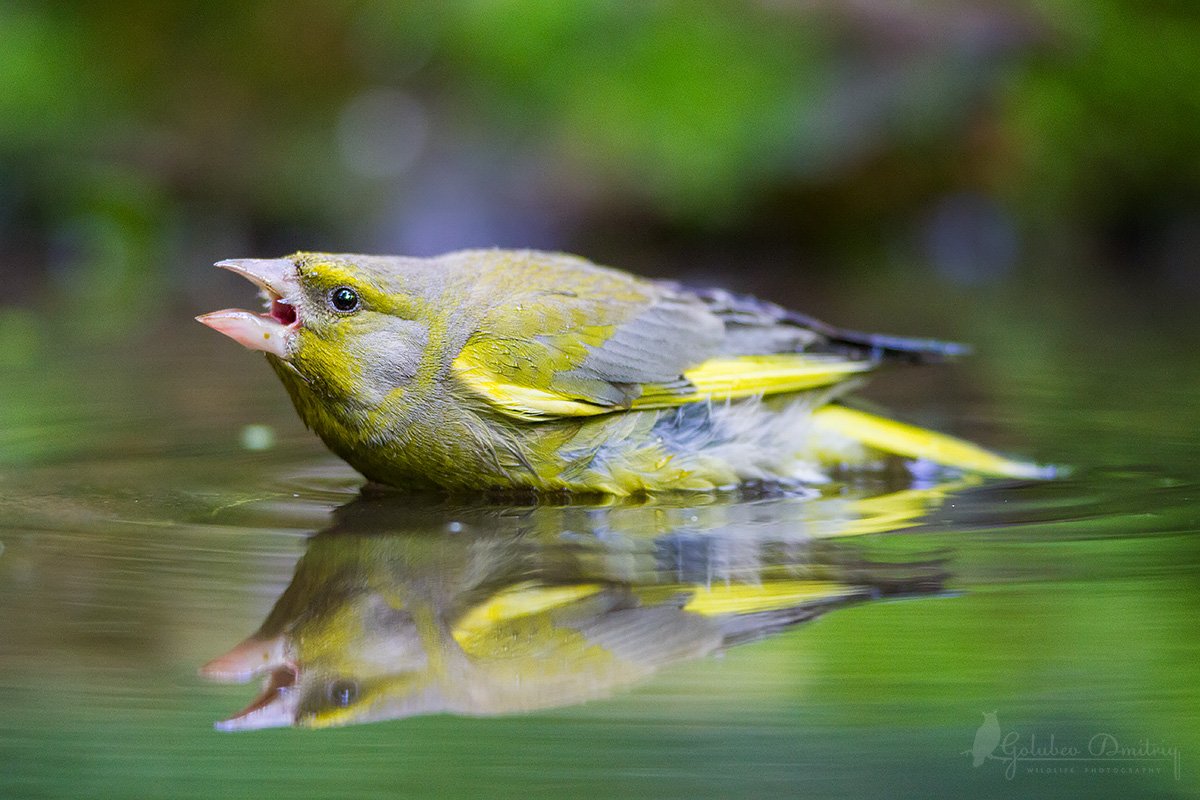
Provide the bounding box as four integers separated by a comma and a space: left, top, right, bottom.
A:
200, 249, 1047, 493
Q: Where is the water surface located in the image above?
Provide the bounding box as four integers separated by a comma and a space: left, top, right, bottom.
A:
1, 280, 1196, 799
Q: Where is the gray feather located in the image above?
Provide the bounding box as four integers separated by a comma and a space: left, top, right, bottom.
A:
562, 291, 723, 388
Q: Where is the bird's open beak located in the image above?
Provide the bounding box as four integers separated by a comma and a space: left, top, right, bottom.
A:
196, 258, 301, 359
200, 633, 300, 731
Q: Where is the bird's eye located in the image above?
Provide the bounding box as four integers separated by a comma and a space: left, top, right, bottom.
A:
329, 286, 360, 313
327, 679, 359, 707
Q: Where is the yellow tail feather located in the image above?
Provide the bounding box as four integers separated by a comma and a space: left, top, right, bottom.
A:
811, 405, 1052, 479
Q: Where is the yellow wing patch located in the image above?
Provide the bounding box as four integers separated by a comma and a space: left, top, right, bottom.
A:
452, 353, 615, 420
681, 580, 859, 616
453, 582, 607, 645
453, 350, 874, 421
636, 355, 872, 408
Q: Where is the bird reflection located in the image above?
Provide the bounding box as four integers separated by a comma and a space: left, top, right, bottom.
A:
202, 480, 967, 730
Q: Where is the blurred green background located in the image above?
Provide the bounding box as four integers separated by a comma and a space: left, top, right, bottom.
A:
2, 0, 1198, 336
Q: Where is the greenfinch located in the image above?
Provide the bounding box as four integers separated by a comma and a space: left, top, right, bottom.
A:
197, 249, 1047, 493
200, 490, 949, 729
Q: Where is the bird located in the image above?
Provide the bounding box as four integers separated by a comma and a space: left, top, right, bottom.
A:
196, 249, 1049, 494
971, 710, 1002, 766
199, 490, 950, 730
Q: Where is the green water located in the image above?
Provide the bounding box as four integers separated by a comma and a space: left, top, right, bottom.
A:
0, 276, 1197, 799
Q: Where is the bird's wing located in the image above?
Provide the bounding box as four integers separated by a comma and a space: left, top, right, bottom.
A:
680, 285, 971, 363
452, 267, 876, 422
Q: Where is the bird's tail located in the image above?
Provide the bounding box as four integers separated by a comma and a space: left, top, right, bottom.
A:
811, 405, 1056, 480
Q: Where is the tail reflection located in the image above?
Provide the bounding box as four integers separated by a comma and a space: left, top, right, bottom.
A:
203, 482, 966, 730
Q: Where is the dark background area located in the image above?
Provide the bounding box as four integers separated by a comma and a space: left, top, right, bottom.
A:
2, 0, 1198, 339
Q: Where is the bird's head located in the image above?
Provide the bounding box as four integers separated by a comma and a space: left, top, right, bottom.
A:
198, 578, 439, 730
196, 253, 433, 421
199, 631, 440, 730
